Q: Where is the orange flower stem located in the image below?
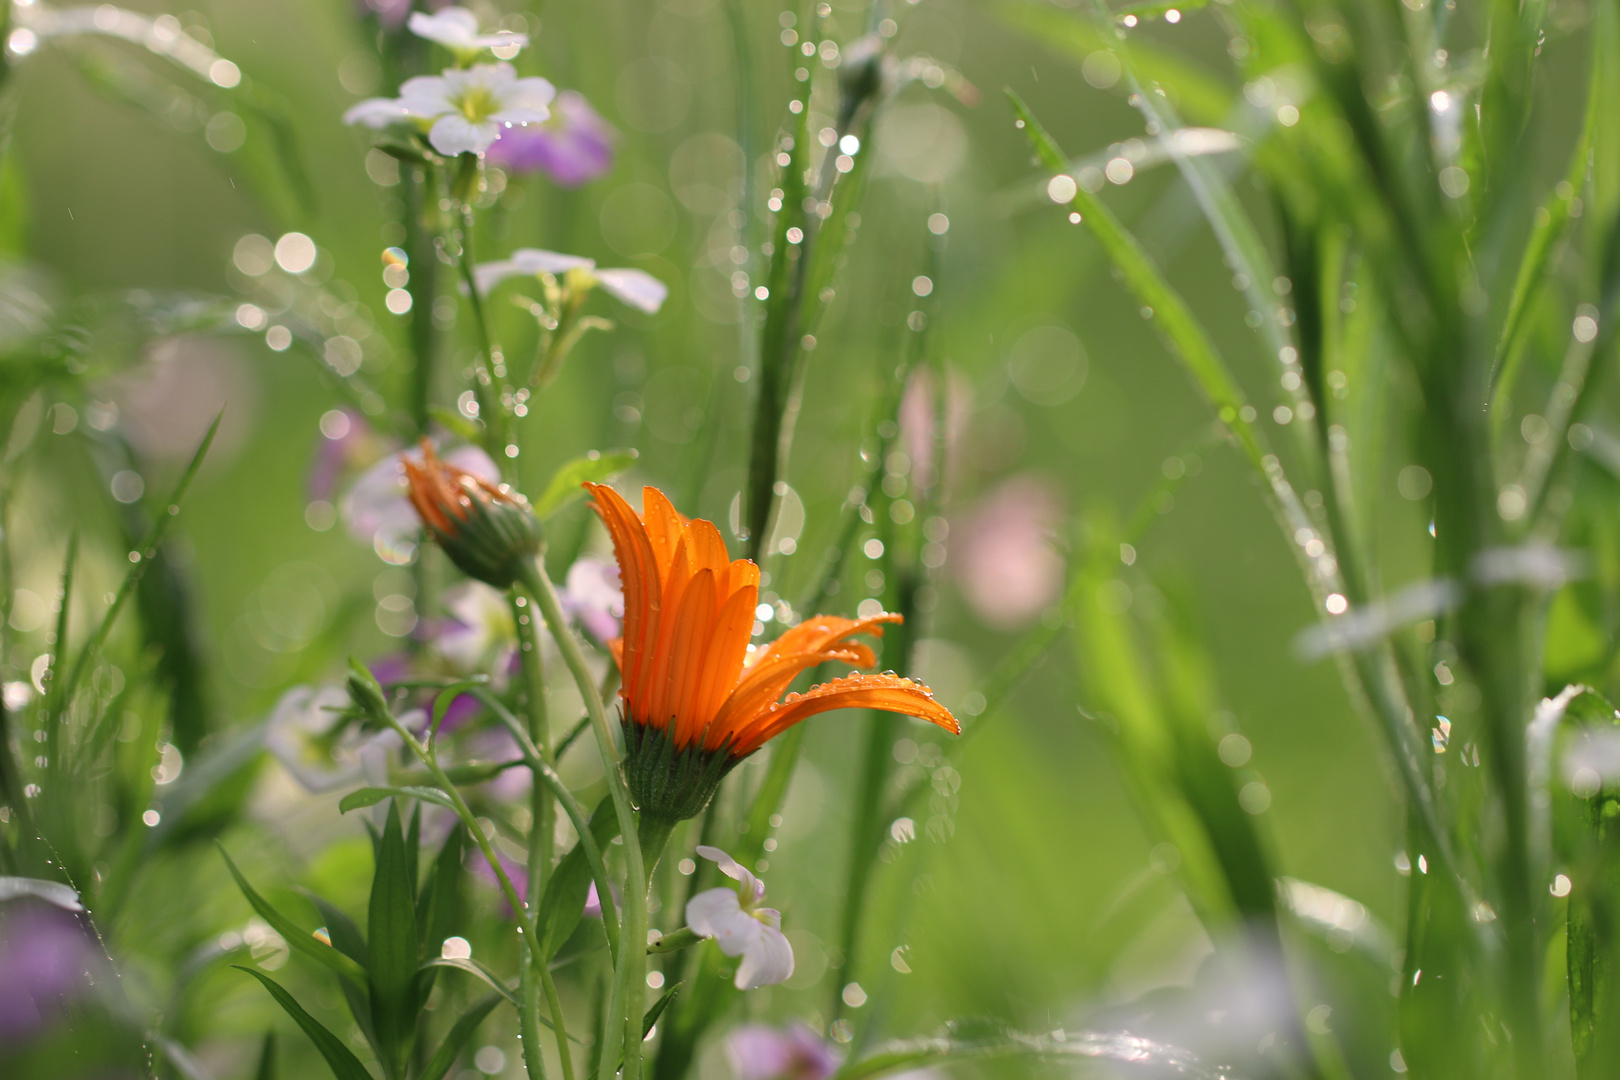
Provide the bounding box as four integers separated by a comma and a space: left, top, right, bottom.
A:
519, 558, 649, 1080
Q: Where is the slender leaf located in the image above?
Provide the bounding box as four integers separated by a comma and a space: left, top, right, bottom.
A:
420, 956, 519, 1007
419, 992, 504, 1080
254, 1031, 276, 1080
536, 796, 621, 960
338, 786, 455, 814
301, 891, 369, 970
233, 967, 374, 1080
831, 1026, 1224, 1080
367, 801, 417, 1078
533, 451, 638, 518
217, 845, 368, 988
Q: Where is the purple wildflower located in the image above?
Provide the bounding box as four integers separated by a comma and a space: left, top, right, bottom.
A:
0, 902, 103, 1045
486, 91, 614, 186
726, 1023, 843, 1080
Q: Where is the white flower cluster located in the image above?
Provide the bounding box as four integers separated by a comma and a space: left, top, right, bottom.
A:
343, 7, 552, 157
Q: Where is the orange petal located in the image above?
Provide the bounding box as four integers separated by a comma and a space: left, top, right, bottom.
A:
644, 537, 696, 727
654, 568, 717, 741
642, 487, 686, 580
586, 483, 661, 701
727, 672, 960, 756
684, 581, 758, 746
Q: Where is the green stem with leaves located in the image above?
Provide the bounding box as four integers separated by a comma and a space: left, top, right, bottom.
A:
519, 560, 648, 1080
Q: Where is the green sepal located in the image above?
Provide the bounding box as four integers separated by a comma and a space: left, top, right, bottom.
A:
622, 720, 746, 822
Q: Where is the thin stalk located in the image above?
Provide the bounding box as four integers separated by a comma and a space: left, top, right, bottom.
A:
519, 560, 647, 1080
512, 589, 567, 1080
455, 191, 512, 473
405, 164, 439, 437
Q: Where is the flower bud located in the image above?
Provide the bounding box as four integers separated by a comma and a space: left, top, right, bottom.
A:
402, 439, 543, 589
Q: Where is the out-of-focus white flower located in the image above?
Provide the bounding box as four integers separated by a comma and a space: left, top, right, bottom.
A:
685, 845, 794, 990
265, 685, 406, 793
395, 63, 554, 157
343, 97, 411, 129
437, 580, 517, 676
473, 248, 668, 314
407, 7, 526, 58
343, 442, 500, 564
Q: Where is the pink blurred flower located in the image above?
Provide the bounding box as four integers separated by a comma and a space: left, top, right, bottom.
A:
487, 90, 614, 185
950, 475, 1066, 628
309, 409, 386, 503
343, 441, 501, 564
898, 366, 970, 497
559, 556, 623, 643
726, 1023, 843, 1080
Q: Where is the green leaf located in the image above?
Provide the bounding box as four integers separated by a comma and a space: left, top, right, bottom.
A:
419, 957, 518, 1007
419, 992, 503, 1080
831, 1026, 1226, 1080
233, 967, 375, 1080
217, 845, 368, 988
533, 451, 638, 518
301, 891, 369, 970
254, 1031, 276, 1080
338, 786, 454, 814
616, 982, 682, 1071
367, 802, 418, 1078
534, 796, 621, 960
1115, 0, 1208, 18
418, 822, 466, 959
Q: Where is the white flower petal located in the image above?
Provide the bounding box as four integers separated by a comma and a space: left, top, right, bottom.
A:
687, 888, 770, 961
508, 76, 558, 109
265, 685, 362, 793
473, 259, 522, 295
343, 97, 408, 129
342, 454, 413, 545
397, 75, 454, 118
734, 923, 795, 990
512, 248, 596, 275
408, 7, 480, 46
491, 105, 552, 128
430, 114, 500, 156
594, 268, 668, 314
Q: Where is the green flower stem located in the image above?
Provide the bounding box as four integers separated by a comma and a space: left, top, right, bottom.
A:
356, 681, 546, 976
510, 591, 570, 1080
453, 177, 512, 474
519, 560, 648, 1080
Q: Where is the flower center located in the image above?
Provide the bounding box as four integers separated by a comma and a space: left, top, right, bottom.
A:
454, 84, 501, 122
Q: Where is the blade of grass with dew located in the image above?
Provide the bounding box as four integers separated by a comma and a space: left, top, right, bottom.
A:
1009, 91, 1470, 917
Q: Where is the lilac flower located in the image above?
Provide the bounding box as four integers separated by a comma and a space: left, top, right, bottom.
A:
726, 1023, 843, 1080
474, 248, 667, 314
559, 556, 623, 643
407, 6, 526, 59
436, 581, 518, 677
685, 845, 793, 990
359, 0, 446, 32
950, 475, 1066, 629
0, 900, 103, 1044
264, 684, 415, 793
308, 409, 382, 503
343, 441, 500, 564
486, 90, 614, 186
396, 63, 554, 157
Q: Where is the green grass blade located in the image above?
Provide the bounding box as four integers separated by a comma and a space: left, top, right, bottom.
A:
337, 786, 456, 814
232, 967, 375, 1080
421, 958, 519, 1007
419, 992, 504, 1080
61, 410, 221, 712
217, 844, 369, 988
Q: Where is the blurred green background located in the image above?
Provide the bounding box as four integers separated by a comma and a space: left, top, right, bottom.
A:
0, 0, 1492, 1072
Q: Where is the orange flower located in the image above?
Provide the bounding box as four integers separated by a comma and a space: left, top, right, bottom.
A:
403, 439, 542, 588
587, 483, 958, 819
